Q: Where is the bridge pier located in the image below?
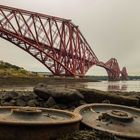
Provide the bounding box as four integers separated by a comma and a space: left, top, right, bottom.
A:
120, 67, 128, 80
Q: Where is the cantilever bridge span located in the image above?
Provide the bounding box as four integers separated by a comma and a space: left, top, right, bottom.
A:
0, 5, 128, 80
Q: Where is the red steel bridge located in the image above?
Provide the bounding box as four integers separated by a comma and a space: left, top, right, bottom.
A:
0, 5, 128, 80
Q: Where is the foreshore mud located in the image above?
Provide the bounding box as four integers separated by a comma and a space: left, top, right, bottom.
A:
0, 83, 139, 109
0, 78, 140, 140
0, 77, 99, 86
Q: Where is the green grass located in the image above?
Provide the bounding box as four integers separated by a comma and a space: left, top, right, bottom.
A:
0, 61, 40, 78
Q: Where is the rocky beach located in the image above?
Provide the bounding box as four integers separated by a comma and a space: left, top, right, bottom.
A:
0, 77, 140, 139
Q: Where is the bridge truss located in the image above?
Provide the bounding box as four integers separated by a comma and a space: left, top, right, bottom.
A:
0, 5, 128, 80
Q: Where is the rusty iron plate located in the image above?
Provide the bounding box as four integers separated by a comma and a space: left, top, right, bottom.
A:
74, 103, 140, 139
0, 106, 82, 140
0, 106, 81, 125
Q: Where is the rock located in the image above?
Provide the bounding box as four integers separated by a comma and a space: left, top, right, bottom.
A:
36, 97, 44, 102
18, 93, 37, 101
0, 99, 5, 105
9, 99, 16, 106
57, 104, 68, 110
34, 90, 50, 100
1, 91, 18, 101
27, 93, 38, 99
52, 105, 61, 109
53, 88, 84, 103
27, 99, 37, 107
60, 130, 117, 140
34, 84, 84, 104
136, 96, 140, 107
79, 100, 86, 105
1, 102, 14, 106
45, 97, 56, 107
39, 101, 46, 107
18, 94, 30, 102
102, 100, 110, 104
0, 99, 16, 106
78, 88, 139, 107
34, 83, 50, 99
16, 99, 26, 106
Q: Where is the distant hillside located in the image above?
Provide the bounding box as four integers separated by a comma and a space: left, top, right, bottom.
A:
0, 60, 41, 78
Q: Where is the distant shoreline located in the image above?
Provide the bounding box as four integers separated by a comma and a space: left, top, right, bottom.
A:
0, 77, 99, 86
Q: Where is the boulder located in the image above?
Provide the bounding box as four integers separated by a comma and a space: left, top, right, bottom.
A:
18, 93, 37, 102
9, 99, 16, 106
27, 99, 37, 107
1, 91, 18, 101
44, 97, 56, 107
78, 88, 139, 106
1, 101, 14, 106
34, 83, 84, 103
34, 83, 50, 99
0, 99, 16, 106
16, 98, 26, 106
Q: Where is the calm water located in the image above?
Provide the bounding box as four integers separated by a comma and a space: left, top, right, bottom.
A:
85, 80, 140, 92
0, 80, 140, 92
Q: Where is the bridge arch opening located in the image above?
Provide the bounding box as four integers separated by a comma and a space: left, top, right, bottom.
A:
0, 38, 49, 72
86, 65, 108, 76
0, 30, 74, 76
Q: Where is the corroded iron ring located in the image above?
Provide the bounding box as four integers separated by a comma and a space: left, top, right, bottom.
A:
12, 108, 42, 116
104, 109, 133, 122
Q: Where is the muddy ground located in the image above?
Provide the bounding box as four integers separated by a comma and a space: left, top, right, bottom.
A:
0, 77, 139, 140
0, 77, 98, 86
0, 90, 131, 140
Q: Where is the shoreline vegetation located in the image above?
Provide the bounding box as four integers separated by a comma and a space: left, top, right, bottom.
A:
0, 77, 100, 87
0, 60, 140, 82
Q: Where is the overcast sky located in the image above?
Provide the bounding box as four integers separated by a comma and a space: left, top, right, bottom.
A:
0, 0, 140, 76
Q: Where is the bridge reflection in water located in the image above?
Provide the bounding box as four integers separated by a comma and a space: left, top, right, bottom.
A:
107, 84, 127, 91
85, 80, 140, 92
1, 80, 140, 92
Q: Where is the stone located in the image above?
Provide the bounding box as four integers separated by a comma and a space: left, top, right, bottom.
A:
16, 98, 26, 106
57, 104, 68, 110
0, 99, 5, 106
18, 93, 37, 102
39, 101, 45, 107
1, 91, 18, 101
28, 93, 38, 99
34, 83, 50, 99
18, 94, 30, 102
78, 88, 139, 107
102, 99, 110, 104
45, 97, 56, 107
79, 100, 87, 105
1, 102, 14, 106
27, 99, 37, 107
52, 105, 60, 109
34, 89, 50, 100
34, 84, 84, 104
0, 99, 16, 106
9, 99, 16, 106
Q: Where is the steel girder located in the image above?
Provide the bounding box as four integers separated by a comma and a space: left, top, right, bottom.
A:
0, 5, 128, 80
0, 5, 98, 76
121, 67, 128, 80
97, 58, 124, 81
105, 58, 121, 81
